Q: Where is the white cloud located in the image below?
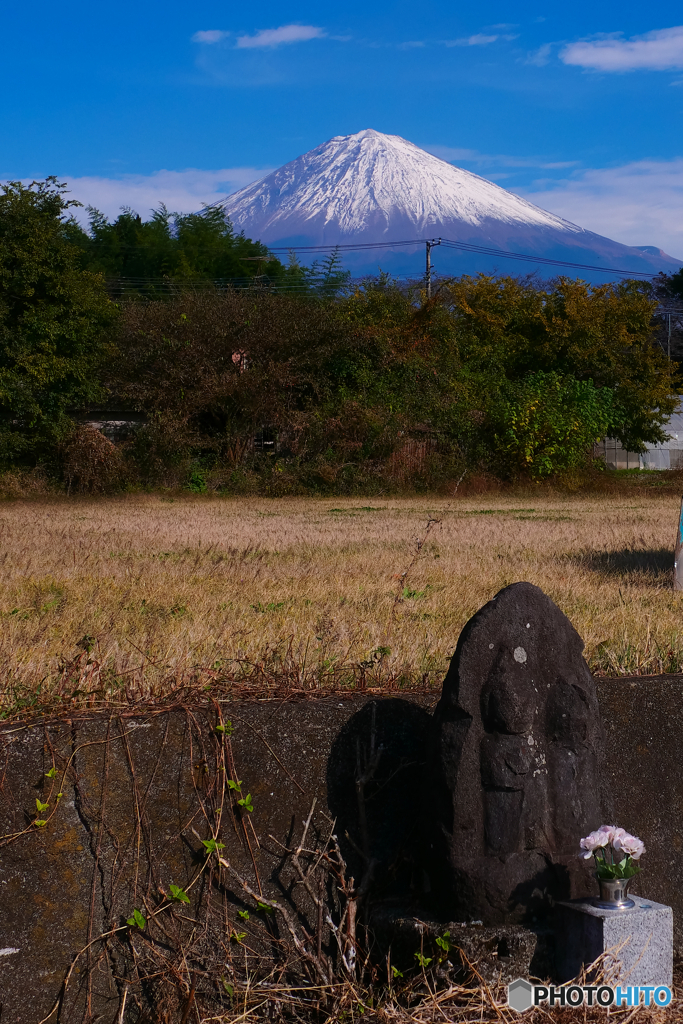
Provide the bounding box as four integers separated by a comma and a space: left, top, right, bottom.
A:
445, 34, 500, 47
55, 168, 270, 223
561, 25, 683, 72
236, 25, 325, 49
192, 30, 229, 44
519, 159, 683, 259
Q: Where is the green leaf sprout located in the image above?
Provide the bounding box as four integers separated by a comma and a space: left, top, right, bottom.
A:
169, 884, 190, 904
201, 838, 225, 856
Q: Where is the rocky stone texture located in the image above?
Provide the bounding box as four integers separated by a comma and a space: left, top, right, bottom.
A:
369, 902, 543, 984
429, 582, 613, 925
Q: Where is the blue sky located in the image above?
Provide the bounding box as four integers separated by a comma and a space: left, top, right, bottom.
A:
2, 1, 683, 255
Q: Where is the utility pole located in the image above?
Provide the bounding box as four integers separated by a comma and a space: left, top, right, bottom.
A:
241, 255, 268, 288
675, 494, 683, 591
668, 312, 672, 362
425, 238, 442, 299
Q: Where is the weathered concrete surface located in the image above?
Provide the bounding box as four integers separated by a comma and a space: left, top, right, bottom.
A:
0, 676, 682, 1021
597, 676, 683, 919
327, 697, 433, 893
0, 696, 435, 1023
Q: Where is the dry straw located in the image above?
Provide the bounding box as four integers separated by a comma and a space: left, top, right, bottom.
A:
0, 492, 681, 718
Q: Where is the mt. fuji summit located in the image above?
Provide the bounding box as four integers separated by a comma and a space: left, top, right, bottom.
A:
219, 130, 681, 280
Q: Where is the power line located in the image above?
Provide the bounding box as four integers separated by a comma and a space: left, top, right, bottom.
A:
80, 232, 667, 279
102, 276, 337, 295
264, 237, 660, 279
438, 239, 657, 278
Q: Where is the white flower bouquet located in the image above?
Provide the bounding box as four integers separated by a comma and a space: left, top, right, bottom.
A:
579, 824, 645, 880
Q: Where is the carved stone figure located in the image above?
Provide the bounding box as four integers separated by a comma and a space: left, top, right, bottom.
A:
429, 582, 612, 924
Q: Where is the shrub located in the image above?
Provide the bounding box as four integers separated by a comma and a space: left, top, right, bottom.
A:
62, 426, 123, 493
489, 371, 616, 478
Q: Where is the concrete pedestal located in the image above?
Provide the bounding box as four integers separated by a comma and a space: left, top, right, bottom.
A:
369, 901, 551, 983
556, 896, 672, 987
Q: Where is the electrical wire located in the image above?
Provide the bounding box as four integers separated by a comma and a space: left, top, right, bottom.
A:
438, 239, 657, 278
81, 232, 666, 279
262, 237, 661, 278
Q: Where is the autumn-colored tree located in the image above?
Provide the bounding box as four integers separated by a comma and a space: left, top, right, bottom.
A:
437, 274, 676, 451
104, 273, 677, 484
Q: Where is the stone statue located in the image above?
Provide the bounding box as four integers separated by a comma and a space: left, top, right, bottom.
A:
429, 582, 612, 925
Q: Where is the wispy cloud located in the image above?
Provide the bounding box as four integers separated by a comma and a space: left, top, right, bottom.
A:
55, 168, 269, 223
236, 25, 325, 49
519, 159, 683, 258
425, 145, 481, 161
561, 25, 683, 71
444, 34, 501, 47
425, 143, 577, 171
525, 43, 552, 66
192, 30, 229, 44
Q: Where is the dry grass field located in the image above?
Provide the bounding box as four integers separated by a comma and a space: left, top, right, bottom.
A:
1, 491, 681, 713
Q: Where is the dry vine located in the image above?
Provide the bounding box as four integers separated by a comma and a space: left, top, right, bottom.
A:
1, 702, 681, 1023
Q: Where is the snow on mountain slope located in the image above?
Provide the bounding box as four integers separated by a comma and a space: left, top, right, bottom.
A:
219, 130, 682, 278
222, 129, 580, 238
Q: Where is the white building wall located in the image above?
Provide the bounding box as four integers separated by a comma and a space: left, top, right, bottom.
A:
598, 408, 683, 471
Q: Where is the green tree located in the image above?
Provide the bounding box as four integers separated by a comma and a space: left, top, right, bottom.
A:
489, 371, 616, 478
654, 268, 683, 303
107, 290, 352, 481
0, 178, 116, 463
306, 247, 351, 299
66, 204, 287, 291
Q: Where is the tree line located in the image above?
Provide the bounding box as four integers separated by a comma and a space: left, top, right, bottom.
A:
0, 177, 679, 492
63, 195, 348, 297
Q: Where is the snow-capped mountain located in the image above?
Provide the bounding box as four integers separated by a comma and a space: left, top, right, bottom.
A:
219, 130, 682, 279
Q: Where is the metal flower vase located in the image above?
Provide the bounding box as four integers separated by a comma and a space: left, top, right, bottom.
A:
594, 876, 635, 910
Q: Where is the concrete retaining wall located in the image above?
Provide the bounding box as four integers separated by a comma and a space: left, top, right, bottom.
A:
0, 679, 680, 1022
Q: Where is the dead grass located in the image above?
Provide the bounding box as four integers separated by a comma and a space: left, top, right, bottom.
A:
189, 976, 683, 1023
1, 492, 682, 712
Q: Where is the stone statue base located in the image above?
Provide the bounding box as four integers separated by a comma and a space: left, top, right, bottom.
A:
556, 895, 673, 987
370, 901, 554, 983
